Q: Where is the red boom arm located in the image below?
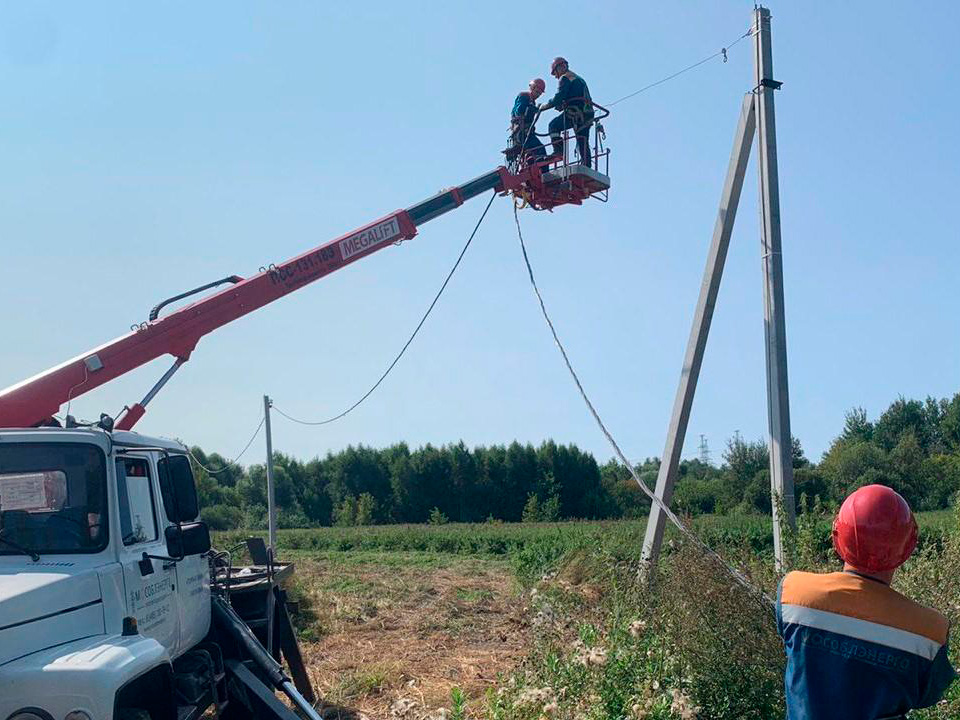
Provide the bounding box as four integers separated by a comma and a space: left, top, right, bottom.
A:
0, 208, 417, 430
0, 157, 599, 430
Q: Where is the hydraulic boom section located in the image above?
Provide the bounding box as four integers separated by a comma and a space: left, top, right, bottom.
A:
0, 157, 610, 431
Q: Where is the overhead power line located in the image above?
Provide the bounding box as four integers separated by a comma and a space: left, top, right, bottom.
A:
273, 190, 497, 427
188, 414, 265, 475
512, 205, 774, 611
256, 24, 757, 434
606, 27, 755, 107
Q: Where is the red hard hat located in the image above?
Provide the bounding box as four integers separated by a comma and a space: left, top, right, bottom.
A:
551, 56, 568, 74
832, 484, 918, 573
530, 78, 546, 94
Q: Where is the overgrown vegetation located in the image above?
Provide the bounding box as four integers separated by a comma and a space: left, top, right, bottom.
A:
480, 505, 960, 720
192, 393, 960, 531
201, 392, 960, 716
240, 507, 959, 719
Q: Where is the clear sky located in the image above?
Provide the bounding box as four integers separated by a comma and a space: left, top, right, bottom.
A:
2, 2, 958, 468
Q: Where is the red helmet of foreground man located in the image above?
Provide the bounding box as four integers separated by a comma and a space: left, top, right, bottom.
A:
832, 484, 918, 573
551, 56, 568, 75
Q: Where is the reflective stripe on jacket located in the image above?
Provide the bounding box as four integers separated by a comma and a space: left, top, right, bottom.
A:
777, 571, 955, 720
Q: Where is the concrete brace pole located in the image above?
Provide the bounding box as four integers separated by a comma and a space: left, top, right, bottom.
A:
641, 93, 757, 567
264, 394, 277, 552
755, 6, 795, 570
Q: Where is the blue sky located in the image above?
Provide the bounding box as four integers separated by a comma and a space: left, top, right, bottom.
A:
2, 2, 958, 467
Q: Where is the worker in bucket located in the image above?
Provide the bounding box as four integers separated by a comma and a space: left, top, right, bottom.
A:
504, 78, 547, 165
777, 485, 956, 719
538, 57, 594, 167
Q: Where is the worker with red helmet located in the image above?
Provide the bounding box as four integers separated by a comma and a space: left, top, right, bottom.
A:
777, 485, 955, 719
538, 57, 594, 167
504, 78, 547, 164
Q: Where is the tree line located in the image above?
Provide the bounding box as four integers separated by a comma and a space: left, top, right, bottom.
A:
191, 393, 960, 530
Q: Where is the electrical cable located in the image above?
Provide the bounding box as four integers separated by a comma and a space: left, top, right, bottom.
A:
188, 414, 266, 475
512, 204, 774, 611
606, 27, 755, 108
508, 24, 754, 171
272, 190, 496, 427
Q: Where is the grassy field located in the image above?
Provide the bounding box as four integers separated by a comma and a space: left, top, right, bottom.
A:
213, 509, 960, 719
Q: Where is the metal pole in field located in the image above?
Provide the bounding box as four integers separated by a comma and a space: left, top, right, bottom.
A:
264, 394, 277, 552
754, 5, 795, 570
641, 93, 757, 567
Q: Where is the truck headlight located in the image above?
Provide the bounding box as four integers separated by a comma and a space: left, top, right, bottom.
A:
65, 713, 92, 720
6, 710, 53, 720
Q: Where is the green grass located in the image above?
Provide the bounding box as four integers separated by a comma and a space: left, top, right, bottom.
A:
213, 510, 952, 582
214, 509, 960, 719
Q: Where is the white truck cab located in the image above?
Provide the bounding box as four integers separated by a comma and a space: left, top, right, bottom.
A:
0, 428, 211, 720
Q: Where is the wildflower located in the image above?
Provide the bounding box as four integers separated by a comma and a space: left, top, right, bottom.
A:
517, 687, 555, 708
586, 646, 607, 667
390, 698, 418, 719
629, 619, 647, 638
532, 603, 556, 630
669, 689, 700, 720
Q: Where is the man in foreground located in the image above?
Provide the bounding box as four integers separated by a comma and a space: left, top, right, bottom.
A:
777, 485, 956, 719
538, 57, 594, 167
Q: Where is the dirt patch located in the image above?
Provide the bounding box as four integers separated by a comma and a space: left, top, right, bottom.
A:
289, 555, 530, 719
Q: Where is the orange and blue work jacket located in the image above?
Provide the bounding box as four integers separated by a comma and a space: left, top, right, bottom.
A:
777, 571, 955, 719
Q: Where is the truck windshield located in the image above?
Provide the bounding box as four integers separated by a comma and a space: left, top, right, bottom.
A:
0, 443, 108, 555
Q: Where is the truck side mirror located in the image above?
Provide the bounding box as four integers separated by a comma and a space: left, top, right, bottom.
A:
165, 521, 211, 559
157, 454, 199, 523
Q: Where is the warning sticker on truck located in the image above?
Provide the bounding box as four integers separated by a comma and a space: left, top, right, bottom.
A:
339, 217, 402, 260
0, 471, 64, 511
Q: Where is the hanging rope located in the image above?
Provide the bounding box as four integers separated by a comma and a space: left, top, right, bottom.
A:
512, 204, 774, 610
273, 191, 496, 427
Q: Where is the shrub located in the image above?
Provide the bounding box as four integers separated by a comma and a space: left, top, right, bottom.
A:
201, 503, 243, 530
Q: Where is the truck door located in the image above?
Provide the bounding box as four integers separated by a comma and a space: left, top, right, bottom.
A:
116, 456, 179, 652
157, 454, 211, 656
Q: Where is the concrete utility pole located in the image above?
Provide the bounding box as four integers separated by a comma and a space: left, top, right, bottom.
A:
642, 6, 794, 570
640, 94, 756, 567
264, 394, 277, 551
755, 5, 795, 570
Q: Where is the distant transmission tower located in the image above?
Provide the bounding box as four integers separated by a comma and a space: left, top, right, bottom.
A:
698, 434, 711, 465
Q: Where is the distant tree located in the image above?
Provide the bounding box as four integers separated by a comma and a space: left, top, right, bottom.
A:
841, 408, 873, 444
333, 495, 357, 527
791, 437, 809, 468
202, 504, 243, 530
873, 397, 929, 451
940, 393, 960, 453
428, 507, 449, 525
819, 439, 890, 501
355, 492, 378, 526
793, 467, 828, 510
521, 493, 541, 523
922, 454, 960, 510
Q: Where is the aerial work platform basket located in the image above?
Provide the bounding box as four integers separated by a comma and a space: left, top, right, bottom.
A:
504, 100, 611, 211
